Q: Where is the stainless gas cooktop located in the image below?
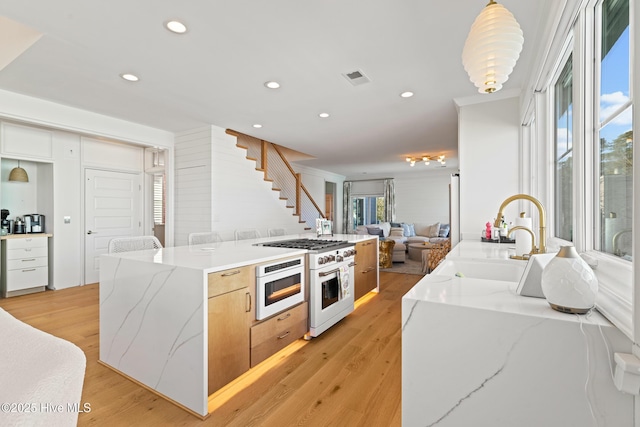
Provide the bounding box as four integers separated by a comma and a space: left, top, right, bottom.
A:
258, 238, 352, 252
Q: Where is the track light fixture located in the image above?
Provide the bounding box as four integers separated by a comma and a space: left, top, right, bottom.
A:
405, 155, 446, 167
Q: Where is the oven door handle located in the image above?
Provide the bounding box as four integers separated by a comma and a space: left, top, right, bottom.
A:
318, 262, 355, 277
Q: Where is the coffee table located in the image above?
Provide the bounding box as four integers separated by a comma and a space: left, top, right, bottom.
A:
407, 242, 433, 261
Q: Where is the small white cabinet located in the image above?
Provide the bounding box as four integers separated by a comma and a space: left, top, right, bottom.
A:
1, 235, 50, 297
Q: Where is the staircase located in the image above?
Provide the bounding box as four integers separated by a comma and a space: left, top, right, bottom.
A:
227, 130, 325, 230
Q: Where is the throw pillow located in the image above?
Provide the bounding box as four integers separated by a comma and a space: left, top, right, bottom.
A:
367, 227, 383, 237
407, 223, 416, 237
390, 222, 402, 228
439, 223, 451, 238
389, 227, 404, 237
377, 222, 391, 237
413, 223, 430, 237
427, 222, 441, 238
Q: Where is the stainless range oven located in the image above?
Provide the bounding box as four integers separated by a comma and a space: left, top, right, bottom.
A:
307, 245, 356, 337
258, 238, 356, 337
255, 256, 305, 321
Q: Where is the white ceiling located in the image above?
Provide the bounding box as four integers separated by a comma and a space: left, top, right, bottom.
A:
0, 0, 550, 178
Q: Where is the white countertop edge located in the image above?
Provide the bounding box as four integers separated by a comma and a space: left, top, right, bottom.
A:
100, 233, 375, 273
403, 239, 613, 327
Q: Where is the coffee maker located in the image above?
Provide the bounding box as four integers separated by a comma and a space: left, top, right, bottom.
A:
24, 214, 45, 233
1, 209, 10, 234
14, 217, 25, 234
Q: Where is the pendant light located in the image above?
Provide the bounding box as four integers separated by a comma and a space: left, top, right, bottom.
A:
8, 160, 28, 182
462, 0, 524, 94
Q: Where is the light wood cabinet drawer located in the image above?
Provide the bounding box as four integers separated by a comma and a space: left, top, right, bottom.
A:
6, 247, 48, 261
5, 237, 48, 250
6, 256, 48, 270
250, 302, 308, 366
6, 266, 48, 291
207, 265, 252, 298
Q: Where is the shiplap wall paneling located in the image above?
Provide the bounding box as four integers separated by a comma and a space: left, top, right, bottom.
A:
174, 128, 213, 246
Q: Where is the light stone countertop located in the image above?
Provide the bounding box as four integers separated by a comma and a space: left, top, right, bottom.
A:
402, 239, 632, 426
404, 239, 611, 329
102, 233, 376, 274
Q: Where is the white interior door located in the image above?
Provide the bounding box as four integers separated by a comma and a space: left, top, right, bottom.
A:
85, 169, 142, 284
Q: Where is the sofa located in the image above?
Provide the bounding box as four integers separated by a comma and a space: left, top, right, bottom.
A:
355, 221, 451, 263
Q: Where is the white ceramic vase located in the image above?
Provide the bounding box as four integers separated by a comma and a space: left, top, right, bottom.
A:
540, 246, 598, 314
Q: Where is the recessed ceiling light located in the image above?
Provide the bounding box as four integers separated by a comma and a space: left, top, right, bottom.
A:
400, 91, 414, 98
253, 124, 262, 128
264, 81, 280, 89
120, 73, 139, 82
165, 20, 187, 34
319, 113, 330, 118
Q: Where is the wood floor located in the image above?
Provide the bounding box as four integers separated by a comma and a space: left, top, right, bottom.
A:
0, 271, 421, 427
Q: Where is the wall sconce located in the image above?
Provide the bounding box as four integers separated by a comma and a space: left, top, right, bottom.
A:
405, 155, 446, 167
145, 147, 166, 175
8, 160, 29, 182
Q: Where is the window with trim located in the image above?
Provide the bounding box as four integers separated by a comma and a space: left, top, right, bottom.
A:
596, 0, 632, 260
554, 54, 574, 241
352, 196, 384, 226
539, 0, 634, 336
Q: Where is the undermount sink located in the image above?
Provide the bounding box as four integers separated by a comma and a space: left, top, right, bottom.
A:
433, 258, 526, 282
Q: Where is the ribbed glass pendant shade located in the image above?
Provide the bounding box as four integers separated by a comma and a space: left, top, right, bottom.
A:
462, 1, 524, 94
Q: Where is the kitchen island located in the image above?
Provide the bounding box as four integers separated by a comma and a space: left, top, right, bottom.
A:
99, 233, 376, 418
402, 240, 633, 426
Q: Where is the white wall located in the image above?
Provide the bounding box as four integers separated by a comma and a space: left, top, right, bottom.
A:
294, 164, 345, 233
394, 170, 451, 226
0, 89, 173, 147
457, 95, 520, 240
174, 127, 213, 246
51, 131, 82, 289
173, 126, 311, 246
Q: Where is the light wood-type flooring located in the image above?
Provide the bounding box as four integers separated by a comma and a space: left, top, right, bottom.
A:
0, 271, 421, 427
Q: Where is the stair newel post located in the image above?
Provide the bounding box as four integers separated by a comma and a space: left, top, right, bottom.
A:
261, 140, 268, 176
295, 173, 302, 216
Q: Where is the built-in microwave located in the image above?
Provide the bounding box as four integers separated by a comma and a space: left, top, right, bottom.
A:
255, 256, 305, 320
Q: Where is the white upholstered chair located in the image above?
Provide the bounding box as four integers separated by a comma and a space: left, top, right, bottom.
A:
268, 228, 285, 237
188, 231, 223, 246
234, 228, 261, 241
108, 236, 163, 254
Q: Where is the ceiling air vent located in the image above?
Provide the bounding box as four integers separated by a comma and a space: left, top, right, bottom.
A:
342, 69, 371, 86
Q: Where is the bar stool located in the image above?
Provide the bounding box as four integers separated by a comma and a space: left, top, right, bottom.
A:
188, 231, 223, 246
235, 228, 261, 241
108, 236, 163, 253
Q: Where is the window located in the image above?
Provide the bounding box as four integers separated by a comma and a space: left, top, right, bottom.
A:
352, 196, 384, 226
554, 54, 574, 241
153, 174, 165, 225
530, 0, 634, 337
597, 0, 632, 260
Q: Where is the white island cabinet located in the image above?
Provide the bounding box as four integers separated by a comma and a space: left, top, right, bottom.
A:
99, 241, 306, 418
402, 240, 633, 426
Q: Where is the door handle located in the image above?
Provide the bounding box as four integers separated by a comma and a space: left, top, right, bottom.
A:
87, 230, 97, 235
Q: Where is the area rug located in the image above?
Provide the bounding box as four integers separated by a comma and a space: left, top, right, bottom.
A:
380, 258, 425, 275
